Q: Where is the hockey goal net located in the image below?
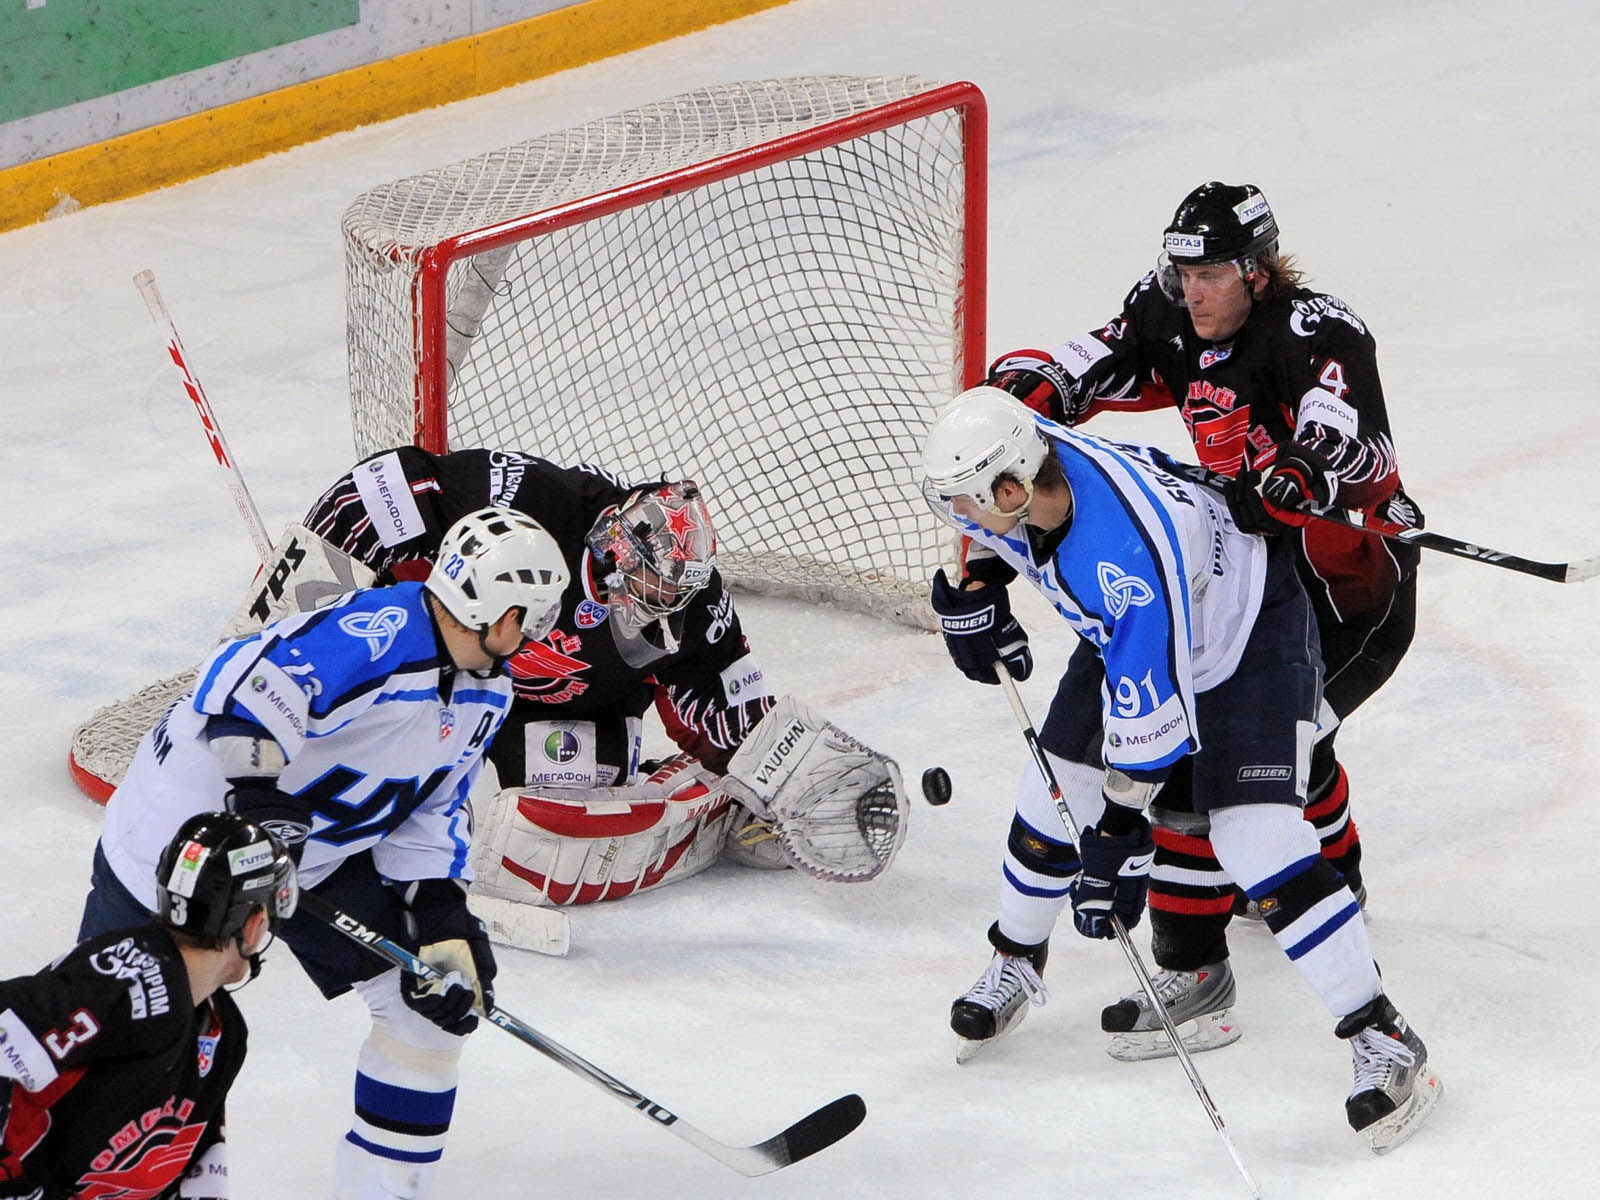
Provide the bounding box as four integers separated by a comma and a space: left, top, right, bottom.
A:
67, 75, 986, 804
343, 74, 986, 627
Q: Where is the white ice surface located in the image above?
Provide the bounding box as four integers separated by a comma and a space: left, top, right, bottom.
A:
3, 1, 1599, 1196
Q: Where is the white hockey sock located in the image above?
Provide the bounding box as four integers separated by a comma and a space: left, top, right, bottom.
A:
1210, 804, 1381, 1017
997, 755, 1103, 947
336, 970, 467, 1199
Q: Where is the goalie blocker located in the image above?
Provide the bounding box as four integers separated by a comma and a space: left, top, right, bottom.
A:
469, 696, 908, 906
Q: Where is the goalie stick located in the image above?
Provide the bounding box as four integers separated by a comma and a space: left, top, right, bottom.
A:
1164, 456, 1598, 583
297, 888, 865, 1175
134, 269, 274, 565
995, 673, 1262, 1200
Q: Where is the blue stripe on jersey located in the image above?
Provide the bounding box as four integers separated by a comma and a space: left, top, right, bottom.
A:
194, 635, 259, 711
452, 688, 510, 710
310, 663, 441, 722
444, 804, 470, 876
1003, 862, 1074, 899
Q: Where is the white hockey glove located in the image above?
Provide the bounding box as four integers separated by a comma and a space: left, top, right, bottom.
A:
219, 523, 376, 641
723, 695, 908, 882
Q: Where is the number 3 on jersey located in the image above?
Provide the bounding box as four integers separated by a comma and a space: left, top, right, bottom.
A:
45, 1009, 101, 1059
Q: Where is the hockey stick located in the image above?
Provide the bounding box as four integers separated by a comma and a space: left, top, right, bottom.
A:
1164, 457, 1597, 583
296, 888, 865, 1175
994, 673, 1262, 1200
134, 269, 274, 565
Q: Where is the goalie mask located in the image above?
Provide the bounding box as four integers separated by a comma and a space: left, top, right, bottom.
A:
587, 482, 716, 628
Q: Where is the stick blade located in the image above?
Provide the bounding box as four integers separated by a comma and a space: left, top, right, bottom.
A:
722, 1093, 865, 1176
1566, 556, 1600, 583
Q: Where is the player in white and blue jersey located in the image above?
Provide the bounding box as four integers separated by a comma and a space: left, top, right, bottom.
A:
920, 388, 1439, 1152
78, 507, 569, 1198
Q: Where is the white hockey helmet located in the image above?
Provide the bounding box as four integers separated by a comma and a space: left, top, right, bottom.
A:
921, 386, 1050, 521
586, 481, 716, 625
426, 507, 570, 640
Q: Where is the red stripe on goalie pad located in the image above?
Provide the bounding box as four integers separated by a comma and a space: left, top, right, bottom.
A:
1152, 826, 1217, 858
516, 794, 667, 839
1149, 891, 1237, 916
497, 828, 699, 905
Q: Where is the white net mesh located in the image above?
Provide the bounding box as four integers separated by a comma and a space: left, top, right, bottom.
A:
343, 75, 979, 628
69, 76, 979, 802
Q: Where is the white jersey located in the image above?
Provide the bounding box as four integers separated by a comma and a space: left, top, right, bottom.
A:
101, 581, 511, 907
959, 421, 1267, 775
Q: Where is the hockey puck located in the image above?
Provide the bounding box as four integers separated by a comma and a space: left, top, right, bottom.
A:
921, 766, 952, 806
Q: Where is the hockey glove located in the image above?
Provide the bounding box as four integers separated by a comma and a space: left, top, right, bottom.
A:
985, 350, 1088, 423
399, 878, 497, 1036
1258, 442, 1338, 526
1070, 808, 1155, 939
929, 569, 1033, 685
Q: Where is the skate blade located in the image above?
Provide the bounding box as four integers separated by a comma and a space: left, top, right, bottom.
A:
954, 1003, 1031, 1065
1104, 1008, 1242, 1062
1366, 1067, 1443, 1155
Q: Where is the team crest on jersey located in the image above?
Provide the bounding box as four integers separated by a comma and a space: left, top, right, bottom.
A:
575, 599, 609, 629
1097, 562, 1155, 619
339, 606, 408, 661
508, 630, 590, 704
439, 708, 455, 741
704, 591, 735, 643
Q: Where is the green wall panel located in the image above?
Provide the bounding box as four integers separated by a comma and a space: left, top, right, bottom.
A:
1, 1, 362, 124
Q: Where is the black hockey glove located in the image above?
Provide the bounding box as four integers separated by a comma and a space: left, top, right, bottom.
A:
1259, 442, 1337, 524
929, 569, 1033, 685
985, 350, 1089, 423
1070, 806, 1154, 939
398, 879, 497, 1036
224, 782, 310, 866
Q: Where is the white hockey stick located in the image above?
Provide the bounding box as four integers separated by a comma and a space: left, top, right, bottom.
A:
134, 269, 274, 565
299, 889, 865, 1175
995, 673, 1262, 1200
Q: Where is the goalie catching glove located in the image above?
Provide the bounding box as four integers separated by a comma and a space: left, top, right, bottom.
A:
722, 695, 908, 883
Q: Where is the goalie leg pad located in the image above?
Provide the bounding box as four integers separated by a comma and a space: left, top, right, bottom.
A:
724, 695, 908, 882
468, 755, 737, 905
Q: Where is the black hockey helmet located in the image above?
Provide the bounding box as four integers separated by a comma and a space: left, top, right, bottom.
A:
155, 811, 298, 942
1157, 181, 1279, 302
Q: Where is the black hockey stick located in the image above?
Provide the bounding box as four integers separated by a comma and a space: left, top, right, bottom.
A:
296, 889, 864, 1176
994, 674, 1263, 1200
1162, 456, 1598, 583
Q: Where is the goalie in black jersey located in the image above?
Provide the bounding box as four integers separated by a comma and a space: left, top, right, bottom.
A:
287, 446, 905, 907
980, 181, 1422, 1061
1, 812, 295, 1200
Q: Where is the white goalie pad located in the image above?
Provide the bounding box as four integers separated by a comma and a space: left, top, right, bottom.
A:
723, 695, 908, 882
219, 523, 377, 641
468, 755, 740, 906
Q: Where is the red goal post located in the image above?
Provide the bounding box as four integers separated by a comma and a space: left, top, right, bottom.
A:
343, 75, 987, 628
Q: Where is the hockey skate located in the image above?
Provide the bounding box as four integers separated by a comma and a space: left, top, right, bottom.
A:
1336, 993, 1443, 1154
1099, 960, 1241, 1061
950, 924, 1048, 1065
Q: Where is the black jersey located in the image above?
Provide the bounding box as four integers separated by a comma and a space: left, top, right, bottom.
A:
304, 447, 769, 777
1022, 272, 1422, 624
0, 926, 245, 1200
